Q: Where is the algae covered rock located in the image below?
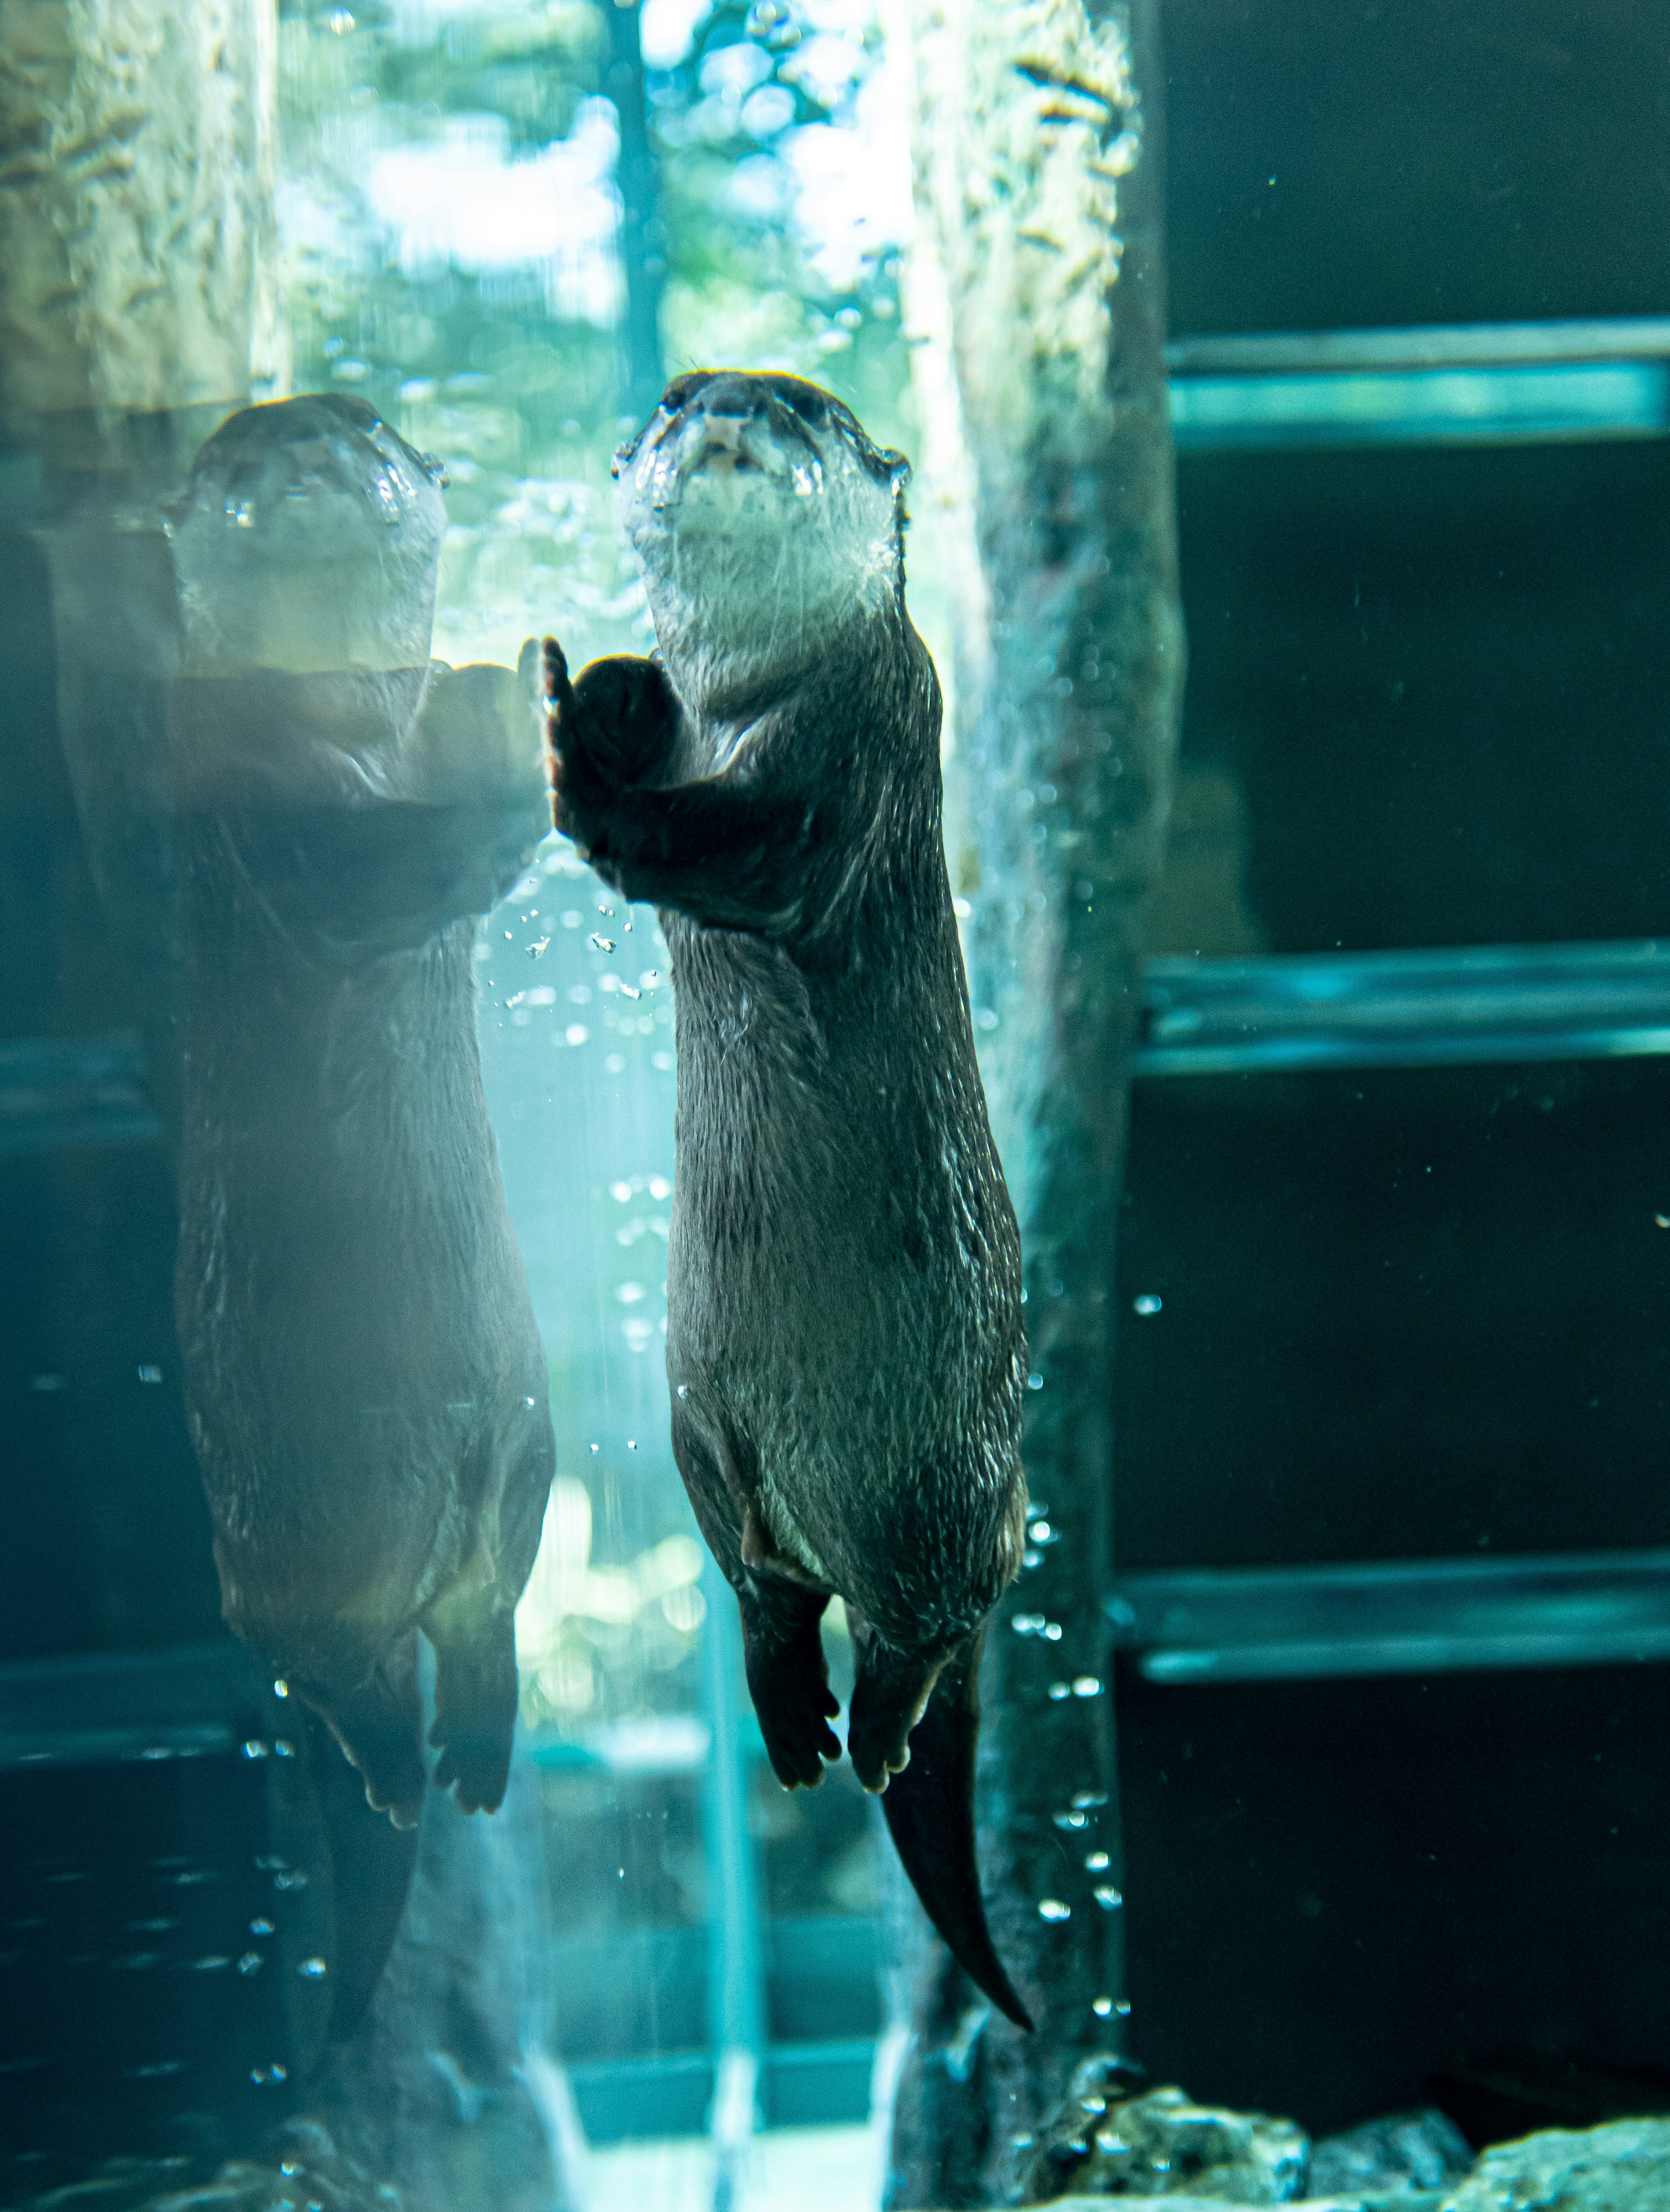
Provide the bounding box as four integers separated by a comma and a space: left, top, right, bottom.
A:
1020, 2064, 1309, 2201
1442, 2117, 1670, 2210
1046, 2199, 1440, 2212
1310, 2109, 1474, 2196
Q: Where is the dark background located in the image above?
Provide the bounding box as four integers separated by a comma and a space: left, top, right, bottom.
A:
1116, 0, 1670, 2136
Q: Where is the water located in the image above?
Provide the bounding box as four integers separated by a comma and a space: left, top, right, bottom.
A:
6, 0, 1670, 2206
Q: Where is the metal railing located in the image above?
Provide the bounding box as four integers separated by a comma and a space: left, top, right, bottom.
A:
1136, 940, 1670, 1078
1165, 317, 1670, 449
1108, 1550, 1670, 1686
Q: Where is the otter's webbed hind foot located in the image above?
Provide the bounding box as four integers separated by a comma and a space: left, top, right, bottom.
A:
425, 1590, 519, 1815
846, 1627, 945, 1794
739, 1582, 840, 1790
303, 1631, 426, 1832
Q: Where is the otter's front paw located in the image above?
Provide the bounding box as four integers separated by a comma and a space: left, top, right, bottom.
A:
542, 637, 679, 859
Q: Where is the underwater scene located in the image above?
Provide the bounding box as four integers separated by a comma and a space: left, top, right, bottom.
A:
3, 1, 1669, 2206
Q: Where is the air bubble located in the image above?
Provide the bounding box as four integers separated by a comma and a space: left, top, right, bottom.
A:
1072, 1676, 1103, 1698
297, 1956, 328, 1979
1086, 1850, 1111, 1872
1039, 1898, 1071, 1922
1094, 1885, 1124, 1910
1132, 1294, 1162, 1316
746, 0, 800, 48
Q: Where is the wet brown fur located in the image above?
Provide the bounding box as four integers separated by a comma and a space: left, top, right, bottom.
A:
543, 372, 1031, 2023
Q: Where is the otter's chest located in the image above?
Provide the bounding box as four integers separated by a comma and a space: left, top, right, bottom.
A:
663, 914, 829, 1098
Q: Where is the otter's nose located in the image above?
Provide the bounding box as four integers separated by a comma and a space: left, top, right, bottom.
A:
683, 377, 764, 450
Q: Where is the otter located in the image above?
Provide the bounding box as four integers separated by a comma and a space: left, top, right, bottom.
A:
544, 370, 1032, 2028
167, 395, 555, 1828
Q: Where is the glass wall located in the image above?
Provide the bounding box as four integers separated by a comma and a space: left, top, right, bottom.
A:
4, 2, 1670, 2209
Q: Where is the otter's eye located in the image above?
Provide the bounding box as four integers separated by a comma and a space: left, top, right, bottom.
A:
661, 375, 703, 414
779, 384, 828, 430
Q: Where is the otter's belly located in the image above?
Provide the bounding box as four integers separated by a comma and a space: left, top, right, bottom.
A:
665, 1122, 1022, 1598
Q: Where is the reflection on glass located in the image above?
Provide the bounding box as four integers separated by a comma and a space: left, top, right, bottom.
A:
7, 0, 1670, 2205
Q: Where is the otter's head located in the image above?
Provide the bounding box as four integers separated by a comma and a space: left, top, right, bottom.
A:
170, 394, 449, 678
613, 371, 911, 711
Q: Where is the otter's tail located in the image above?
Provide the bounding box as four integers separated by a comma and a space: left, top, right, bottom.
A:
871, 1629, 1033, 2031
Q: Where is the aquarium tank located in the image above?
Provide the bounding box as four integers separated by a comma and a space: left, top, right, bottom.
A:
4, 0, 1670, 2207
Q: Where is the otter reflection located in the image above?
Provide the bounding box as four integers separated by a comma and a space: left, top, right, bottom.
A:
167, 396, 554, 1826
